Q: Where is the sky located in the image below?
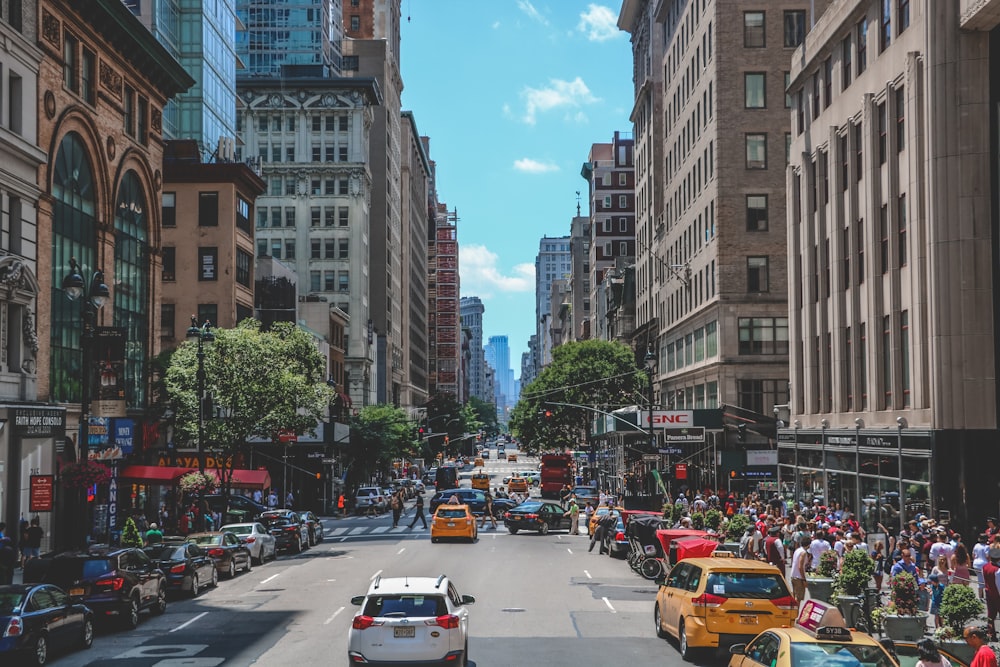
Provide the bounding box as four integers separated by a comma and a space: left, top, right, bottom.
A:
398, 1, 634, 378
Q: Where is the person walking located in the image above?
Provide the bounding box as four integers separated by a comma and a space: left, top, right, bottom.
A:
285, 490, 295, 509
390, 491, 403, 528
267, 489, 279, 510
981, 547, 1000, 642
964, 627, 998, 667
22, 517, 44, 565
564, 498, 580, 535
479, 491, 497, 530
591, 510, 616, 554
408, 492, 427, 529
0, 537, 16, 584
144, 522, 163, 546
790, 535, 812, 603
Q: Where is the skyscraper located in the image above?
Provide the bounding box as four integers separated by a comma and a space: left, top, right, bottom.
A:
460, 296, 489, 401
237, 0, 344, 77
535, 236, 571, 369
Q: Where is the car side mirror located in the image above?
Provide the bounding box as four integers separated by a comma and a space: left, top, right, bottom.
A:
461, 595, 476, 605
350, 595, 365, 606
654, 576, 666, 587
730, 644, 747, 655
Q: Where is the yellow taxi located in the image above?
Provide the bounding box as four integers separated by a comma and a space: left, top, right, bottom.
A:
588, 505, 623, 536
507, 453, 518, 462
727, 600, 896, 667
507, 475, 528, 494
474, 456, 485, 467
430, 504, 478, 543
653, 554, 798, 660
471, 471, 490, 491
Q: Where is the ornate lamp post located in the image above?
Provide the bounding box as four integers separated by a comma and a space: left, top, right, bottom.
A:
644, 347, 658, 496
62, 257, 110, 463
186, 316, 215, 478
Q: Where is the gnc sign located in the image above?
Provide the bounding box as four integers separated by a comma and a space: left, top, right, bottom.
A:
642, 411, 694, 427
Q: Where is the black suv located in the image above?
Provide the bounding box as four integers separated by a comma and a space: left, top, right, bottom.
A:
203, 493, 268, 520
428, 488, 487, 515
23, 548, 167, 629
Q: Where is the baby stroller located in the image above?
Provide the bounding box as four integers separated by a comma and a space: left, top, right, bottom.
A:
627, 515, 668, 580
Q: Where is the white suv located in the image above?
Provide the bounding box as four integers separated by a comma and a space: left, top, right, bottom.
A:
355, 486, 386, 514
348, 574, 475, 665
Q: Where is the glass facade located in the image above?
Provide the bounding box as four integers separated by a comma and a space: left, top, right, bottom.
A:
114, 171, 150, 409
237, 0, 343, 76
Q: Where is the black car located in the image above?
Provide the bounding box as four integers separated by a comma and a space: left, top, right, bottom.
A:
203, 493, 268, 521
143, 542, 218, 597
0, 584, 94, 665
264, 516, 309, 553
186, 532, 252, 578
299, 511, 324, 546
428, 488, 487, 516
503, 500, 568, 535
490, 497, 518, 518
23, 549, 167, 629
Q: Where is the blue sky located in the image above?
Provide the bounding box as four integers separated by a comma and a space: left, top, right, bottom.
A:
399, 1, 633, 377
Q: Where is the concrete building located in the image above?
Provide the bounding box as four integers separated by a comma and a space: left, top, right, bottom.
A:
782, 0, 1000, 529
236, 73, 382, 407
535, 235, 570, 369
129, 0, 240, 156
237, 0, 343, 77
429, 203, 461, 400
460, 296, 488, 402
160, 140, 266, 340
342, 0, 405, 408
400, 111, 430, 410
568, 215, 591, 340
521, 335, 539, 387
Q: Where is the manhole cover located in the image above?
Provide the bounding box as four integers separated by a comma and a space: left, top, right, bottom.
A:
501, 608, 526, 613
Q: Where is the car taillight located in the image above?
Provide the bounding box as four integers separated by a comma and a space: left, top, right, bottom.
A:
96, 576, 125, 591
430, 614, 460, 629
351, 615, 383, 629
614, 531, 625, 541
691, 593, 727, 608
772, 595, 798, 610
208, 548, 224, 558
170, 564, 187, 574
504, 512, 511, 519
525, 514, 538, 520
285, 527, 298, 532
245, 536, 256, 543
3, 617, 22, 637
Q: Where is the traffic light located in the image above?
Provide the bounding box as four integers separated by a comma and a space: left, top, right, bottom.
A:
736, 423, 747, 443
544, 410, 552, 419
315, 472, 322, 480
730, 470, 737, 479
444, 435, 450, 445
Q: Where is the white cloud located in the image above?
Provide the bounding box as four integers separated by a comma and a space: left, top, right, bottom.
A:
520, 77, 598, 125
578, 4, 621, 42
517, 0, 549, 25
514, 158, 560, 173
460, 245, 535, 296
492, 20, 501, 29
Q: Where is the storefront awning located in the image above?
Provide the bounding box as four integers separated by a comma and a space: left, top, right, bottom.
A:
120, 465, 193, 483
229, 469, 271, 490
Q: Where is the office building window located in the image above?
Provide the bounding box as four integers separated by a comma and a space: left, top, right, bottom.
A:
311, 240, 321, 259
63, 33, 78, 92
900, 310, 910, 406
325, 208, 335, 227
161, 192, 176, 227
747, 256, 769, 292
744, 11, 765, 48
339, 239, 349, 259
784, 10, 805, 47
351, 15, 360, 31
338, 270, 349, 292
197, 304, 218, 329
880, 0, 891, 52
823, 58, 832, 108
857, 218, 866, 284
324, 271, 335, 291
842, 36, 852, 89
339, 146, 348, 161
857, 18, 868, 74
325, 179, 336, 195
198, 247, 218, 280
746, 133, 767, 169
898, 194, 907, 266
882, 314, 892, 408
271, 239, 281, 259
161, 247, 175, 281
311, 207, 321, 227
619, 217, 628, 232
123, 86, 135, 137
310, 271, 321, 292
285, 208, 295, 227
339, 178, 349, 195
160, 304, 175, 339
312, 116, 321, 132
784, 71, 792, 108
285, 179, 296, 195
854, 122, 863, 182
880, 204, 889, 274
738, 317, 789, 355
618, 195, 627, 207
339, 207, 349, 226
81, 48, 95, 104
896, 86, 906, 152
285, 240, 295, 259
198, 192, 219, 226
737, 379, 790, 415
137, 96, 148, 145
899, 0, 910, 33
236, 249, 252, 287
745, 72, 765, 108
325, 239, 336, 259
878, 101, 887, 164
257, 239, 267, 257
746, 195, 768, 231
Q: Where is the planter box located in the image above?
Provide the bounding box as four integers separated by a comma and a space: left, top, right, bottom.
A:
806, 577, 836, 602
937, 638, 977, 665
882, 613, 929, 641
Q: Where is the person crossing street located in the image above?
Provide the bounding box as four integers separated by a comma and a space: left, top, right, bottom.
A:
408, 492, 427, 529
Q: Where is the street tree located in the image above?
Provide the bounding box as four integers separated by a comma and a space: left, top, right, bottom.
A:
510, 339, 645, 453
165, 320, 336, 498
344, 405, 414, 489
466, 396, 499, 437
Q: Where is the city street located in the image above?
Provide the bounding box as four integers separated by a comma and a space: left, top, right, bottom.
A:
41, 456, 711, 667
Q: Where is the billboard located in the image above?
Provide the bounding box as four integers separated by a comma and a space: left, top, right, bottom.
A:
91, 327, 126, 418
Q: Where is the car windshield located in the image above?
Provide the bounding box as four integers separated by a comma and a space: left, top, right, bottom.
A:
189, 535, 223, 546
704, 572, 789, 599
0, 591, 26, 614
437, 509, 468, 519
362, 594, 448, 618
789, 642, 895, 667
146, 546, 187, 560
223, 525, 252, 534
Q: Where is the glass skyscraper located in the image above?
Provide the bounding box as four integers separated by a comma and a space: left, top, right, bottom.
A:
236, 0, 344, 76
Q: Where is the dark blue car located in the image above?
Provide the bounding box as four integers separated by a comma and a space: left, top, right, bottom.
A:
0, 583, 94, 665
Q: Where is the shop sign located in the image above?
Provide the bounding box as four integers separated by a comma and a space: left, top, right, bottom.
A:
641, 411, 694, 428
663, 427, 704, 443
87, 417, 110, 449
29, 475, 54, 511
13, 408, 65, 437
90, 418, 135, 461
746, 450, 778, 466
90, 327, 127, 418
675, 463, 688, 479
744, 469, 775, 478
158, 455, 236, 469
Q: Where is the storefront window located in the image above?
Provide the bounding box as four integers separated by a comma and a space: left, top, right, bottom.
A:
878, 455, 898, 479
799, 450, 822, 468
860, 454, 880, 476
904, 483, 930, 522
826, 450, 855, 472
860, 476, 883, 532
778, 449, 796, 466
901, 456, 929, 482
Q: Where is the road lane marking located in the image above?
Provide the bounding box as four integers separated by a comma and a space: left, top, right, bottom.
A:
370, 569, 383, 581
170, 611, 209, 633
602, 597, 616, 613
324, 606, 345, 625
329, 527, 348, 536
567, 548, 573, 554
584, 570, 592, 579
396, 548, 406, 555
259, 573, 281, 585
371, 526, 390, 534
348, 527, 367, 535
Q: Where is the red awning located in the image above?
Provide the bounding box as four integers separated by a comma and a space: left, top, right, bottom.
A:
119, 465, 193, 483
229, 469, 271, 490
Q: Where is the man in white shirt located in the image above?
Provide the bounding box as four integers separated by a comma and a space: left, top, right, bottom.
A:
790, 535, 812, 602
809, 531, 832, 570
928, 531, 954, 566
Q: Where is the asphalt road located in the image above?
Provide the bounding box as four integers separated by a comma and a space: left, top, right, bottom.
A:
45, 451, 719, 667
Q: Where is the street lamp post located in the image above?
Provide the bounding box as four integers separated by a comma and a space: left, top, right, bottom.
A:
644, 347, 658, 498
62, 257, 111, 463
896, 416, 907, 535
820, 419, 829, 505
186, 316, 215, 527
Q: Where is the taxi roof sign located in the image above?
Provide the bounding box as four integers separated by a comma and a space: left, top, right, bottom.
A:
795, 599, 851, 638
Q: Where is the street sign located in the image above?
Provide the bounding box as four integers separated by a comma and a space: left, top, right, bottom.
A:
658, 447, 684, 455
29, 475, 54, 512
642, 454, 660, 462
675, 463, 688, 480
322, 458, 336, 464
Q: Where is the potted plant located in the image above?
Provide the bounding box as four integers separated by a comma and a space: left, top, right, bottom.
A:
933, 584, 984, 663
833, 548, 875, 618
881, 571, 929, 641
690, 512, 705, 530
722, 513, 751, 554
705, 509, 723, 533
806, 549, 840, 602
120, 516, 143, 548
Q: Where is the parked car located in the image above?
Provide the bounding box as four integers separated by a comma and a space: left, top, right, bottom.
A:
431, 504, 478, 543
503, 500, 568, 535
22, 548, 167, 630
422, 468, 437, 485
355, 486, 387, 514
202, 493, 268, 521
186, 531, 252, 578
0, 583, 94, 665
299, 511, 324, 546
429, 488, 487, 516
219, 522, 277, 564
143, 542, 218, 597
264, 516, 309, 553
348, 575, 475, 665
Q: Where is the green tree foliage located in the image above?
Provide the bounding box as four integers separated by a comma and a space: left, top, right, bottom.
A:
509, 340, 645, 453
345, 405, 414, 489
120, 516, 143, 548
466, 396, 499, 436
165, 320, 336, 494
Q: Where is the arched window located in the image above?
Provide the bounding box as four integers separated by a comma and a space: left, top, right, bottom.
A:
114, 170, 149, 408
50, 132, 97, 403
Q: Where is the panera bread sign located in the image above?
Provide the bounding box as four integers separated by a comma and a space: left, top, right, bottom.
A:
14, 408, 66, 437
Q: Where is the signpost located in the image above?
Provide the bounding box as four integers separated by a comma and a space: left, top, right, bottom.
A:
29, 475, 54, 512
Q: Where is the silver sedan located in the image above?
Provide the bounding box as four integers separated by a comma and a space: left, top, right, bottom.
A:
220, 522, 277, 565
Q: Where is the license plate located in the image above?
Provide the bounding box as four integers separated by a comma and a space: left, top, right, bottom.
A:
739, 615, 758, 625
70, 588, 85, 596
393, 626, 415, 638
447, 522, 455, 527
